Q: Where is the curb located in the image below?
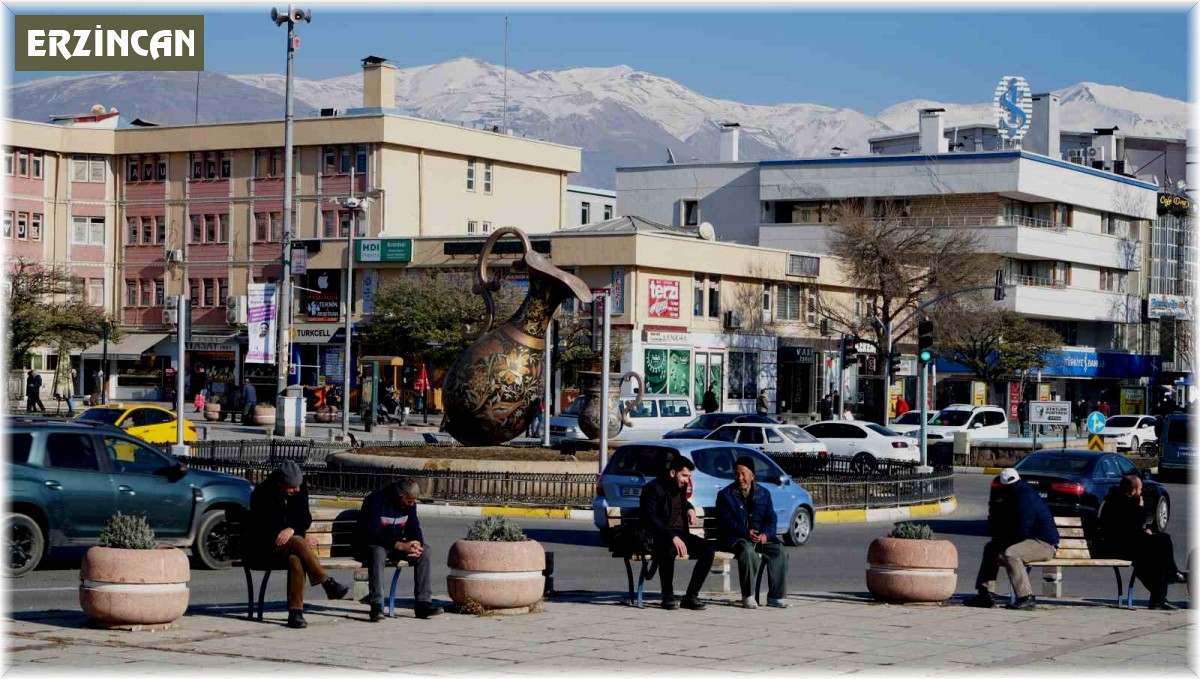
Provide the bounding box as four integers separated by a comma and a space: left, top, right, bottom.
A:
954, 466, 1004, 475
814, 497, 957, 524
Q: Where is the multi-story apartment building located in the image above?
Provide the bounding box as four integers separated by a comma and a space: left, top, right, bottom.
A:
617, 97, 1174, 416
5, 57, 580, 405
565, 185, 617, 227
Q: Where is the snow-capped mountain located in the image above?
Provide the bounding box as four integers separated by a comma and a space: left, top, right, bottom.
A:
8, 59, 1189, 188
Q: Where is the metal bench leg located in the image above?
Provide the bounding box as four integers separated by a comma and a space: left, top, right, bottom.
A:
257, 570, 273, 621
637, 560, 651, 609
623, 558, 636, 607
387, 566, 403, 618
754, 559, 767, 605
243, 566, 255, 621
1120, 567, 1133, 610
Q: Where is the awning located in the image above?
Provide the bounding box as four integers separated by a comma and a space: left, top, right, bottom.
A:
81, 333, 169, 360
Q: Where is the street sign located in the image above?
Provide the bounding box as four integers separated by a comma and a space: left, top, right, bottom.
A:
356, 238, 413, 263
1086, 411, 1107, 435
1029, 400, 1071, 425
1088, 434, 1105, 451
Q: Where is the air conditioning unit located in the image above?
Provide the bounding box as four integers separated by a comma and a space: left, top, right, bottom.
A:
225, 295, 247, 326
167, 249, 184, 262
723, 310, 743, 330
319, 108, 345, 118
162, 308, 178, 325
164, 296, 178, 310
1067, 148, 1086, 165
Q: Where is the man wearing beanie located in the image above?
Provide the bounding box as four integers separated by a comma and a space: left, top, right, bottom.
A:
250, 459, 349, 628
964, 468, 1059, 610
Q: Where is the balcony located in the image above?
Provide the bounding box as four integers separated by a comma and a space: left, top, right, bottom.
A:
998, 283, 1140, 323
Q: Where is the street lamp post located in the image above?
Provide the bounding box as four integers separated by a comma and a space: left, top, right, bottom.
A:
340, 167, 365, 440
271, 4, 311, 437
99, 319, 111, 405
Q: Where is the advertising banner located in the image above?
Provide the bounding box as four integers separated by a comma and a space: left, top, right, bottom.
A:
246, 283, 277, 364
647, 278, 680, 319
611, 267, 625, 315
1029, 400, 1071, 425
1008, 382, 1021, 421
1120, 387, 1146, 415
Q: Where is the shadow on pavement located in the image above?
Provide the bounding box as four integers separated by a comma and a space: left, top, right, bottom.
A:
898, 518, 990, 538
523, 528, 605, 548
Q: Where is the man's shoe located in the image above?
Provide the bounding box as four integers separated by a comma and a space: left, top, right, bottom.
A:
415, 602, 443, 619
1006, 596, 1037, 611
740, 596, 759, 609
661, 597, 681, 610
767, 598, 789, 609
368, 604, 383, 622
322, 577, 349, 600
1149, 600, 1180, 611
680, 596, 707, 611
286, 610, 307, 629
963, 591, 996, 609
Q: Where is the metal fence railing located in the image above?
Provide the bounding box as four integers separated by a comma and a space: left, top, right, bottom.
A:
797, 472, 955, 511
176, 439, 363, 466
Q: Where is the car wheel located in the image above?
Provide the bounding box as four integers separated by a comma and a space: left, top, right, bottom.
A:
851, 452, 877, 475
5, 513, 45, 578
784, 507, 812, 547
1155, 496, 1170, 533
192, 509, 235, 570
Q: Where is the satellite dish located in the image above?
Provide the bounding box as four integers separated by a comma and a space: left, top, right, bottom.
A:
1177, 179, 1188, 191
698, 222, 715, 241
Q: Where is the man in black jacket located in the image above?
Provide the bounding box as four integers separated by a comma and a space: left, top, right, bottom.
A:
355, 478, 440, 622
249, 460, 349, 628
639, 455, 712, 610
1099, 474, 1186, 610
716, 456, 788, 608
964, 468, 1059, 610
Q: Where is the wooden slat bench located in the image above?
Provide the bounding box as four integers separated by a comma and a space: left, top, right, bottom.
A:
605, 506, 769, 608
226, 506, 409, 620
1011, 515, 1135, 608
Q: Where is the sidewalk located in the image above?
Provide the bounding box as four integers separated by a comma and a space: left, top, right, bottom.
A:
6, 593, 1193, 676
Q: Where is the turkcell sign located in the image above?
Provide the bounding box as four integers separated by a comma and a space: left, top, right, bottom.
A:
356, 238, 412, 263
15, 15, 204, 71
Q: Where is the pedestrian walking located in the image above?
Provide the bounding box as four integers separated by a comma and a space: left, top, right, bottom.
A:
25, 369, 44, 413
755, 389, 770, 416
242, 381, 257, 423
716, 456, 789, 609
1099, 400, 1111, 418
819, 394, 833, 421
354, 479, 441, 622
895, 396, 910, 418
1018, 399, 1029, 436
702, 383, 719, 414
639, 456, 712, 611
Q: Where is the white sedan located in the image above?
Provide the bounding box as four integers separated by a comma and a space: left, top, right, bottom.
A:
888, 410, 937, 435
705, 423, 828, 456
1100, 415, 1158, 452
803, 421, 919, 471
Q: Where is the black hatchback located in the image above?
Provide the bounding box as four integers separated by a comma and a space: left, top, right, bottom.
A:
1005, 450, 1171, 532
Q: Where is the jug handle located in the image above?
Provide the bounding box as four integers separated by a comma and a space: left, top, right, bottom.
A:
473, 226, 531, 337
619, 372, 645, 426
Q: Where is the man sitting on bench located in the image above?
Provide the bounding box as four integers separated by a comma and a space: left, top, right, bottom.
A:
964, 468, 1059, 611
640, 455, 712, 611
1100, 473, 1186, 610
355, 478, 441, 622
716, 456, 789, 609
250, 460, 350, 628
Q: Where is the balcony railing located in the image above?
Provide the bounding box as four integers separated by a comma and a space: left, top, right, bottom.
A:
1002, 214, 1067, 231
765, 214, 1068, 231
1008, 274, 1067, 289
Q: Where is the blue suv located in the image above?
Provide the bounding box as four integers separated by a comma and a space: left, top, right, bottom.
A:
592, 440, 815, 546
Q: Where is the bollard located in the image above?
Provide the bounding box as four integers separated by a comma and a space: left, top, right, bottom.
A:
1042, 566, 1063, 598
389, 428, 397, 442
543, 551, 554, 596
198, 425, 207, 441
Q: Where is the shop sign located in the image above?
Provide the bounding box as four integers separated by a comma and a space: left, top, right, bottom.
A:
186, 342, 236, 352
1120, 387, 1146, 415
644, 330, 688, 345
305, 270, 341, 322
1147, 293, 1193, 320
291, 247, 308, 275
356, 238, 412, 263
1008, 382, 1021, 420
361, 270, 378, 314
647, 278, 680, 319
1157, 192, 1191, 216
611, 267, 625, 315
292, 324, 339, 344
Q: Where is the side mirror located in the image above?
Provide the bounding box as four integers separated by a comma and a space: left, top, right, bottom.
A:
1140, 468, 1152, 480
972, 422, 983, 429
156, 463, 189, 482
763, 475, 784, 485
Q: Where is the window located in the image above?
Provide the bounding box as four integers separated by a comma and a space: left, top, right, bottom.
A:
126, 279, 138, 306
72, 155, 89, 181
205, 215, 217, 243
31, 152, 41, 178
104, 435, 171, 475
854, 293, 868, 325
339, 146, 352, 174
17, 150, 28, 176
16, 212, 27, 240
738, 427, 765, 445
693, 274, 705, 317
707, 275, 721, 319
581, 202, 590, 224
707, 428, 739, 443
805, 286, 818, 325
482, 221, 491, 234
323, 212, 336, 238
87, 279, 104, 307
339, 211, 353, 238
604, 204, 613, 220
205, 151, 217, 179
727, 351, 758, 401
483, 160, 493, 193
127, 158, 140, 181
127, 217, 140, 245
89, 156, 104, 182
255, 213, 269, 242
777, 285, 801, 322
4, 150, 12, 175
466, 158, 476, 191
190, 215, 203, 244
1054, 203, 1073, 228
220, 152, 231, 179
140, 279, 151, 307
9, 433, 32, 464
468, 220, 477, 235
272, 212, 284, 241
154, 280, 164, 306
189, 279, 200, 304
72, 217, 105, 245
762, 284, 772, 323
766, 428, 785, 443
30, 213, 41, 241
46, 433, 100, 471
203, 279, 215, 307
142, 158, 152, 181
156, 217, 166, 244
323, 147, 337, 174
693, 446, 737, 479
356, 145, 368, 174
157, 156, 167, 181
682, 199, 699, 226
142, 217, 154, 245
219, 279, 229, 305
788, 254, 820, 277
254, 148, 284, 178
1100, 269, 1126, 293
2, 212, 10, 238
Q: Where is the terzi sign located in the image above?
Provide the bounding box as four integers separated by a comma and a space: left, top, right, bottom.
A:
647, 278, 680, 319
15, 15, 204, 71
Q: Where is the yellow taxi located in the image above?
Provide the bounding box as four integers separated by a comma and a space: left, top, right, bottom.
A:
76, 404, 198, 445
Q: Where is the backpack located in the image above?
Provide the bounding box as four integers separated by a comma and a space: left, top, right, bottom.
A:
608, 522, 654, 557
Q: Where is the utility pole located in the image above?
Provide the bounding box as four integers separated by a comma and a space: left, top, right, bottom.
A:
340, 166, 363, 440
598, 293, 611, 471
171, 295, 189, 458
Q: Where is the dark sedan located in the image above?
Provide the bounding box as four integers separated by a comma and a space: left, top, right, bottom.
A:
662, 412, 779, 439
1003, 450, 1170, 532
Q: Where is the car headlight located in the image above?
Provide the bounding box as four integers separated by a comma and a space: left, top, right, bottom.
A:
566, 426, 578, 433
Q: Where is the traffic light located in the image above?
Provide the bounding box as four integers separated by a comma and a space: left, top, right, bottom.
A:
918, 319, 934, 364
842, 335, 858, 363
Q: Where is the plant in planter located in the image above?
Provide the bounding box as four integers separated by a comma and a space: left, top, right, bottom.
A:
447, 516, 545, 613
865, 522, 958, 604
80, 512, 190, 629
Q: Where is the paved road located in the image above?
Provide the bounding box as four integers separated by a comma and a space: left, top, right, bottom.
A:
11, 474, 1191, 613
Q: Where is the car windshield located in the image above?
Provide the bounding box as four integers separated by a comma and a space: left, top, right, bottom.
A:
1015, 454, 1093, 475
866, 423, 900, 437
78, 409, 122, 425
1167, 417, 1191, 444
563, 397, 586, 416
893, 412, 925, 425
1105, 416, 1139, 428
931, 410, 971, 426
779, 426, 818, 443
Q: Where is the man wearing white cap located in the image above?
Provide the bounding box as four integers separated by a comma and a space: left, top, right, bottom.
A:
964, 467, 1059, 610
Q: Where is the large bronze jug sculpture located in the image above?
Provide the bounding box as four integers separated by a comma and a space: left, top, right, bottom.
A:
577, 371, 644, 441
443, 227, 593, 446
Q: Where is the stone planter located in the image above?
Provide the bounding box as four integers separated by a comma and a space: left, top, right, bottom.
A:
866, 537, 958, 603
253, 404, 276, 426
80, 546, 190, 629
447, 540, 545, 612
203, 403, 223, 422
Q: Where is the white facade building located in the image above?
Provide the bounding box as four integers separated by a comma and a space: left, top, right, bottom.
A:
566, 185, 616, 227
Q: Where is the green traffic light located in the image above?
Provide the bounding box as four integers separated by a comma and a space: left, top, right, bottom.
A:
919, 350, 932, 362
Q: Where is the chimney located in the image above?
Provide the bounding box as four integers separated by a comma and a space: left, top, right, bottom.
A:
719, 122, 740, 162
1090, 127, 1120, 168
918, 109, 948, 154
830, 147, 848, 157
361, 55, 397, 109
1026, 92, 1060, 157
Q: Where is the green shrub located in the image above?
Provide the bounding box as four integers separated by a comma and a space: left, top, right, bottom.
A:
465, 516, 527, 542
888, 523, 934, 540
97, 512, 157, 549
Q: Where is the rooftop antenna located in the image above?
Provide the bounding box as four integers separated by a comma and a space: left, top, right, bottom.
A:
502, 15, 509, 133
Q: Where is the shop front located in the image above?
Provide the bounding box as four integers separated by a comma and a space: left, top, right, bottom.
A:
631, 329, 776, 415
81, 332, 169, 402
288, 323, 357, 411
185, 335, 240, 407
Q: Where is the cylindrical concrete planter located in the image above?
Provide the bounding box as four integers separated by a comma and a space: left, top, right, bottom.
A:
253, 404, 276, 426
447, 540, 545, 612
80, 546, 190, 629
866, 537, 958, 603
203, 403, 222, 422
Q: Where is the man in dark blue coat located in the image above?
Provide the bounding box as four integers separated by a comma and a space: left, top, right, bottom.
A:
355, 478, 440, 622
716, 456, 788, 608
964, 467, 1059, 610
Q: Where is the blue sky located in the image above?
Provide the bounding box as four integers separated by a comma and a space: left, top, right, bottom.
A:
7, 6, 1190, 113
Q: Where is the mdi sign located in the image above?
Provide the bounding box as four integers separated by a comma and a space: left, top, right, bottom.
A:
15, 15, 204, 71
356, 239, 412, 263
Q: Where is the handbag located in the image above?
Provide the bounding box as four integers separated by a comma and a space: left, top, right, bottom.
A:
609, 522, 654, 557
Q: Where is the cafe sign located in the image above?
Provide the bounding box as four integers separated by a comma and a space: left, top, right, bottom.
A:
1158, 192, 1191, 216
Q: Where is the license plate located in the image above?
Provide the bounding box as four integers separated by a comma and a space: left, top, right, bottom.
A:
620, 486, 642, 497
1038, 492, 1048, 499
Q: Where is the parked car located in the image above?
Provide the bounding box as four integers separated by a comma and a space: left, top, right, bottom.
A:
802, 420, 919, 471
663, 412, 778, 439
1009, 449, 1170, 532
1158, 412, 1193, 482
5, 417, 252, 576
549, 394, 696, 445
592, 440, 815, 546
889, 410, 937, 435
77, 404, 197, 445
704, 423, 827, 457
548, 396, 589, 444
924, 404, 1009, 440
1098, 415, 1158, 452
